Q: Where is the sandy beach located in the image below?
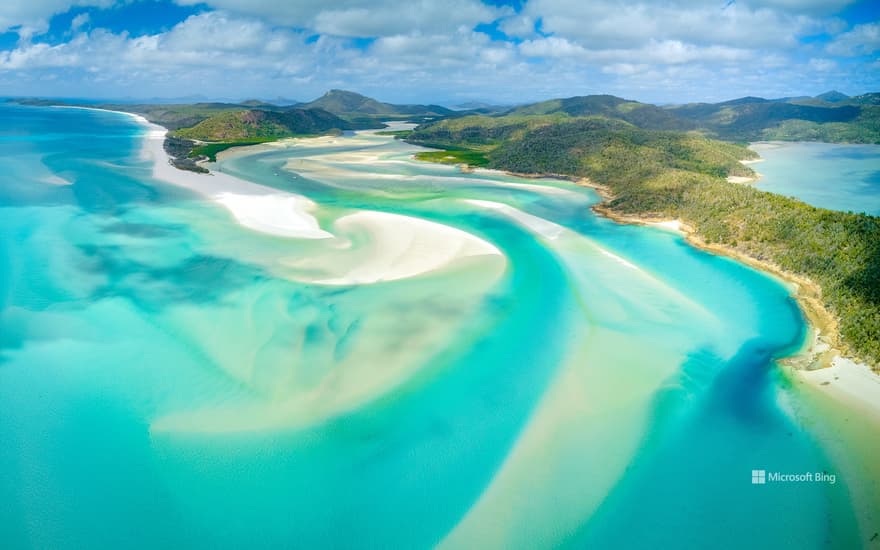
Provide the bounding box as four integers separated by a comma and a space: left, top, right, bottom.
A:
126, 113, 506, 286
141, 120, 333, 240
282, 209, 504, 285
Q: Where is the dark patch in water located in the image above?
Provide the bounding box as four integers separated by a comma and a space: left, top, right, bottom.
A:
77, 243, 267, 311
100, 222, 183, 239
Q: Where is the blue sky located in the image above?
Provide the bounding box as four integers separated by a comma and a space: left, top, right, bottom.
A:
0, 0, 877, 104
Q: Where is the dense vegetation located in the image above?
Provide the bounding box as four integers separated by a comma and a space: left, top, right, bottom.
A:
173, 108, 350, 141
162, 136, 208, 173
189, 138, 276, 162
300, 89, 453, 123
413, 148, 490, 166
408, 115, 880, 366
668, 98, 880, 142
508, 94, 695, 131
485, 91, 880, 144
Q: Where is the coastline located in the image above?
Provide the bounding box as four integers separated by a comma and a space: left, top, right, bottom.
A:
568, 176, 880, 423
107, 109, 504, 285
62, 107, 880, 416
475, 161, 880, 423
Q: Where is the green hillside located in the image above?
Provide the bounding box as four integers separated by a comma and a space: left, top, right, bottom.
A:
174, 108, 351, 141
667, 96, 880, 142
508, 94, 694, 131
407, 114, 880, 366
299, 89, 453, 122
489, 92, 880, 144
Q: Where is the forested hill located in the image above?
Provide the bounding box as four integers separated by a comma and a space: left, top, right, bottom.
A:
300, 89, 453, 119
497, 91, 880, 143
406, 114, 880, 367
174, 108, 351, 141
667, 95, 880, 142
506, 95, 695, 131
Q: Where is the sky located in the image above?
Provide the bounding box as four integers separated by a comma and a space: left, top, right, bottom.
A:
0, 0, 877, 105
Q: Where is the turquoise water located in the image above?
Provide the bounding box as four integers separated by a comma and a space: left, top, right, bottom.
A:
0, 105, 870, 548
751, 141, 880, 216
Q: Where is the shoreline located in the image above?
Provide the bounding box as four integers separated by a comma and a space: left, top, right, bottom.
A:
467, 161, 880, 424
567, 176, 880, 422
103, 109, 504, 285
60, 107, 880, 416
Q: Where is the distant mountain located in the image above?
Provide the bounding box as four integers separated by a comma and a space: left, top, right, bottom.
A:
815, 90, 850, 103
174, 108, 352, 141
666, 96, 877, 142
238, 99, 282, 108
299, 89, 453, 119
714, 96, 770, 106
507, 94, 695, 131
451, 101, 511, 111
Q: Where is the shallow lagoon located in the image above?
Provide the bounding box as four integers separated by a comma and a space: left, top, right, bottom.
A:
0, 106, 873, 548
751, 141, 880, 216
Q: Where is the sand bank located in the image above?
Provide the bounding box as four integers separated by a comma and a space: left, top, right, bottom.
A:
797, 356, 880, 423
463, 199, 565, 239
128, 116, 506, 285
282, 210, 504, 285
141, 122, 333, 239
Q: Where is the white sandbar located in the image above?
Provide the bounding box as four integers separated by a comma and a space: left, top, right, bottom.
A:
141, 121, 332, 239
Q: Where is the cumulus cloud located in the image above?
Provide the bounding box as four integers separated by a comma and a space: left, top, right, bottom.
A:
808, 58, 838, 71
826, 23, 880, 56
519, 0, 828, 50
0, 0, 875, 103
520, 37, 751, 66
0, 0, 111, 37
174, 0, 505, 37
70, 11, 89, 30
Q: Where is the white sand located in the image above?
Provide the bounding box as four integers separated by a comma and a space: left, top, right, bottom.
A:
141, 122, 333, 240
49, 110, 505, 285
463, 199, 565, 239
727, 175, 756, 184
55, 106, 333, 239
282, 210, 504, 285
42, 174, 72, 186
648, 219, 683, 232
800, 356, 880, 422
465, 199, 644, 269
122, 113, 507, 285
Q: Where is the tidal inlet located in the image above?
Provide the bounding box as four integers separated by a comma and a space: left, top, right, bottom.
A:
0, 102, 876, 549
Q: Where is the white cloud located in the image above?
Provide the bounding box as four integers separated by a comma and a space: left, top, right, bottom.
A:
0, 0, 112, 36
498, 15, 536, 38
520, 37, 751, 66
519, 0, 827, 50
0, 0, 874, 104
826, 23, 880, 56
175, 0, 505, 37
70, 12, 89, 31
808, 57, 837, 71
519, 36, 587, 58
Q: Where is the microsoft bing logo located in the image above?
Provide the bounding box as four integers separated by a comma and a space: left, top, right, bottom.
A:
751, 470, 766, 484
